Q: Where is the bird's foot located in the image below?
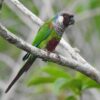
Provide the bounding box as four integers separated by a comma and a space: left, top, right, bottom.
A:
42, 49, 50, 62
42, 50, 60, 62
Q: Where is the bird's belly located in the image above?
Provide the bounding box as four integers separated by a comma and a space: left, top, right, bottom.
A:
46, 38, 59, 52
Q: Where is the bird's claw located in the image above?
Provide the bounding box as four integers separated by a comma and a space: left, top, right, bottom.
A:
42, 50, 50, 62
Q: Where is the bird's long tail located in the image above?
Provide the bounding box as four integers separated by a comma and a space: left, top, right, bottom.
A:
5, 55, 36, 93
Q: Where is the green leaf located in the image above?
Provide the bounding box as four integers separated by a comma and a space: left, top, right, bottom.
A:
89, 0, 100, 9
28, 76, 56, 86
75, 72, 100, 90
64, 79, 83, 95
53, 78, 68, 94
65, 96, 77, 100
42, 65, 71, 79
82, 79, 100, 89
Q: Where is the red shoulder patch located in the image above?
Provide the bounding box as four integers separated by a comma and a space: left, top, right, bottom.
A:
46, 38, 59, 52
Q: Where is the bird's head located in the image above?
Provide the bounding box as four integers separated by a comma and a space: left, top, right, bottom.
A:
53, 13, 75, 29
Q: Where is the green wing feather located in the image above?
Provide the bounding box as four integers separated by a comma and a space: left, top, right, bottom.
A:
23, 20, 53, 61
32, 20, 52, 47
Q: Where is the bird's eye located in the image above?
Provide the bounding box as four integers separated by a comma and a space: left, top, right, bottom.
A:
69, 15, 74, 18
57, 16, 63, 24
69, 15, 74, 25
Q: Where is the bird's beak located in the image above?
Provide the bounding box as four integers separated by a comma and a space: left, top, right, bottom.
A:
69, 15, 75, 25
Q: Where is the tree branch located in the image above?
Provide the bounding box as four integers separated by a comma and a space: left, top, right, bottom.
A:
2, 0, 100, 84
4, 0, 43, 29
4, 0, 99, 67
4, 0, 74, 52
0, 24, 100, 84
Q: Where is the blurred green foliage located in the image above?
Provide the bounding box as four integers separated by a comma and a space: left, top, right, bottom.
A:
20, 0, 39, 15
0, 61, 12, 81
0, 0, 100, 100
27, 62, 100, 99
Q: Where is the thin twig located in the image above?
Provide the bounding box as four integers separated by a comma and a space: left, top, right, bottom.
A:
4, 0, 43, 29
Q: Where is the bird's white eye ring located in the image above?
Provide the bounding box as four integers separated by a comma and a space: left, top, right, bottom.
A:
57, 16, 63, 24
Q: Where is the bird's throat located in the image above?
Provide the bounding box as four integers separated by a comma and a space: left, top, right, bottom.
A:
53, 22, 65, 36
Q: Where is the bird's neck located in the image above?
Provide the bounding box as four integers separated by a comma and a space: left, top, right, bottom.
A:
52, 22, 65, 36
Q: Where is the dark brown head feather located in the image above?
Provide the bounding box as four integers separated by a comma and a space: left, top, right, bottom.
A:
61, 13, 74, 27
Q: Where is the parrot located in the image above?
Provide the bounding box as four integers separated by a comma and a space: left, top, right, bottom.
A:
5, 13, 75, 93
